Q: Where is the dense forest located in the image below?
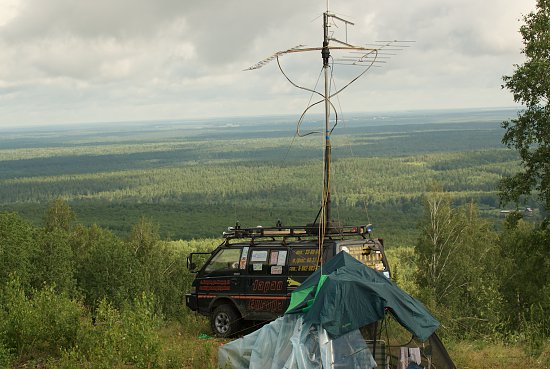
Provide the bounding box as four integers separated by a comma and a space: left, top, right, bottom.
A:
0, 109, 539, 245
1, 108, 549, 368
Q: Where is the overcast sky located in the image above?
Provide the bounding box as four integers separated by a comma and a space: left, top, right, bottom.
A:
0, 0, 537, 128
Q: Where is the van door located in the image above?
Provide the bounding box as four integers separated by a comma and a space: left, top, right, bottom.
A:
241, 247, 289, 320
195, 247, 244, 315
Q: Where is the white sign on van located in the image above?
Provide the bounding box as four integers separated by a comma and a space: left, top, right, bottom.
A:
277, 250, 287, 266
240, 247, 249, 269
270, 251, 279, 265
251, 250, 268, 262
271, 266, 283, 275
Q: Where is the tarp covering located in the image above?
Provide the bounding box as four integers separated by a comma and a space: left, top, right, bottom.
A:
217, 251, 447, 368
286, 251, 439, 341
217, 314, 377, 369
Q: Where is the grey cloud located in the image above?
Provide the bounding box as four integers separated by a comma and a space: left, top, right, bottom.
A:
0, 0, 538, 127
3, 0, 188, 40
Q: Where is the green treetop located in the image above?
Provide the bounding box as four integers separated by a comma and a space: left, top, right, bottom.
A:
500, 0, 550, 217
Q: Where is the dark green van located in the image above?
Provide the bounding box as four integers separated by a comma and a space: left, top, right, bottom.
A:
186, 224, 390, 337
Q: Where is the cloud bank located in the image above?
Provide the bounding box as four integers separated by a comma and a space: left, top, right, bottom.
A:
0, 0, 536, 127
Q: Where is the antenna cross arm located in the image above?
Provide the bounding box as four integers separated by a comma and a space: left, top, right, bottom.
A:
244, 46, 378, 71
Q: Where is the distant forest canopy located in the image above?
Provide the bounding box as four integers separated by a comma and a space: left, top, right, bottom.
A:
0, 108, 542, 245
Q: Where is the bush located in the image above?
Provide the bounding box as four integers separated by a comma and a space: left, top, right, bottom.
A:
75, 225, 145, 311
0, 212, 36, 289
0, 277, 81, 359
31, 228, 76, 295
0, 340, 13, 369
520, 303, 550, 357
54, 294, 161, 369
118, 293, 162, 368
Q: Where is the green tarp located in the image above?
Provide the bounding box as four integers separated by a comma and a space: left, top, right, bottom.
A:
285, 251, 439, 341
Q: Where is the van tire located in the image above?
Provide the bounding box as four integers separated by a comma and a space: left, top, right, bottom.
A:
211, 304, 241, 337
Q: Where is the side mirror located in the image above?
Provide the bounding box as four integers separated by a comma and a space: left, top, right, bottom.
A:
186, 256, 196, 271
186, 252, 212, 273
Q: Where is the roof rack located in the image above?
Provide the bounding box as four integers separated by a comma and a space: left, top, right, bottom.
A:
223, 222, 373, 240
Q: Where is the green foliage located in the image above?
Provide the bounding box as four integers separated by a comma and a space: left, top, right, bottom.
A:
0, 109, 546, 366
447, 339, 549, 369
520, 303, 550, 357
120, 294, 162, 367
0, 146, 520, 244
53, 294, 161, 369
128, 217, 190, 317
500, 0, 550, 215
31, 228, 76, 294
415, 190, 501, 337
68, 218, 217, 319
0, 341, 12, 369
128, 216, 160, 259
385, 246, 418, 296
0, 110, 526, 245
74, 225, 144, 310
0, 277, 81, 359
0, 308, 12, 369
497, 218, 550, 337
44, 198, 76, 232
0, 212, 36, 289
415, 190, 465, 305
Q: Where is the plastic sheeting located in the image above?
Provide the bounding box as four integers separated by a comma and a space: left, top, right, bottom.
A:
218, 314, 377, 369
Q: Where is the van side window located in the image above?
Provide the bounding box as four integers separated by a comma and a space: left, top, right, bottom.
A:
249, 249, 269, 274
204, 249, 241, 273
248, 249, 287, 274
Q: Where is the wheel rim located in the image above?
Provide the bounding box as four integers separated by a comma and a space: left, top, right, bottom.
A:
215, 312, 230, 334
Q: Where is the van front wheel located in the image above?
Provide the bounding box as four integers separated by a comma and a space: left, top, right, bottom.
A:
211, 304, 241, 337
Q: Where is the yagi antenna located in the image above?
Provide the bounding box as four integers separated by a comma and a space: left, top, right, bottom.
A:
244, 9, 411, 254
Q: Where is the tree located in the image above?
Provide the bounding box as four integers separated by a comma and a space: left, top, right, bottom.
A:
500, 0, 550, 217
415, 190, 501, 335
75, 225, 144, 310
44, 198, 76, 232
497, 217, 550, 331
499, 1, 550, 343
415, 191, 465, 306
127, 217, 185, 317
31, 228, 76, 294
0, 212, 36, 289
128, 216, 160, 259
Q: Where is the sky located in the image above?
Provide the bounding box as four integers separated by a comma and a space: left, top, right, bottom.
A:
0, 0, 537, 128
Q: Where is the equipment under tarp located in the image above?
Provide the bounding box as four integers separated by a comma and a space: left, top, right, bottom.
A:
217, 314, 377, 369
218, 252, 455, 369
286, 252, 439, 341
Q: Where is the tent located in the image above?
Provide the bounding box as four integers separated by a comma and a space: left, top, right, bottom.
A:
285, 251, 439, 341
218, 252, 455, 369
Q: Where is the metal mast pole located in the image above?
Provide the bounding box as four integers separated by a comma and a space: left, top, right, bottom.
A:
322, 12, 331, 232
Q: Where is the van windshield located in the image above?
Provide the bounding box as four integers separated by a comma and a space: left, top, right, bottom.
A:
204, 249, 241, 273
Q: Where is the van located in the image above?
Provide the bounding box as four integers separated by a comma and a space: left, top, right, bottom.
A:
186, 223, 390, 337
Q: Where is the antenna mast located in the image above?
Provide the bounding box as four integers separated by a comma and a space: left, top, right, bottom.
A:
321, 11, 332, 235
320, 11, 355, 234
